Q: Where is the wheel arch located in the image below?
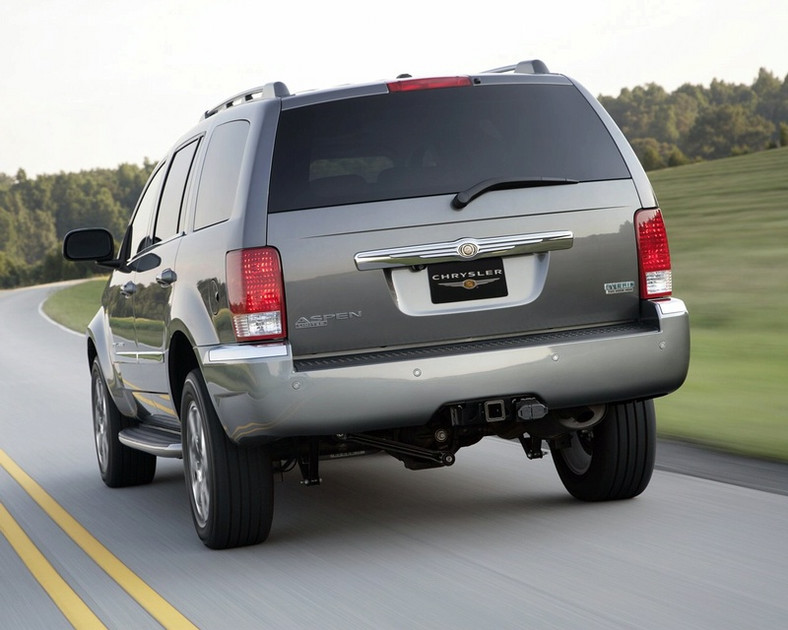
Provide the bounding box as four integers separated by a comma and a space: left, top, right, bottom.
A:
86, 309, 137, 418
87, 336, 98, 370
168, 330, 200, 418
86, 308, 107, 373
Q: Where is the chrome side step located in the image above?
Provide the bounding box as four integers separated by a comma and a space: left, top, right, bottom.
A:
119, 426, 182, 459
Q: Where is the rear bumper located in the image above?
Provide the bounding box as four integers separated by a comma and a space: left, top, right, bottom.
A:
200, 298, 689, 443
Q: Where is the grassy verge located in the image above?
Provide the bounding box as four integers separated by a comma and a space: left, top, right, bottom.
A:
44, 149, 788, 461
42, 277, 106, 332
651, 147, 788, 461
656, 330, 788, 460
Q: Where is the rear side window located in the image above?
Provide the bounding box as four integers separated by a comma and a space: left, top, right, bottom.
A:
194, 120, 249, 229
268, 84, 630, 212
154, 138, 201, 242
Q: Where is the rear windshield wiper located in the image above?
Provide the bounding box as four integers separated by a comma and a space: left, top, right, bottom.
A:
452, 176, 579, 209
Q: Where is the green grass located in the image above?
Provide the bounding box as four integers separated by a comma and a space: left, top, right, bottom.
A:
657, 330, 788, 460
42, 277, 107, 332
651, 147, 788, 461
44, 149, 788, 460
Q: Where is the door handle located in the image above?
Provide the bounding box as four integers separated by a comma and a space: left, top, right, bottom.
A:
120, 281, 137, 297
156, 268, 178, 287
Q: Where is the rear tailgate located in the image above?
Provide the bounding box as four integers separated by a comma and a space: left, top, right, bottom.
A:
268, 181, 642, 356
266, 77, 643, 357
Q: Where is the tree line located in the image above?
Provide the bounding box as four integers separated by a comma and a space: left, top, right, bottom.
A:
599, 67, 788, 169
0, 162, 155, 288
2, 67, 787, 289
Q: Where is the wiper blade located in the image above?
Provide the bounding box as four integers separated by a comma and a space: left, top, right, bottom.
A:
452, 176, 579, 209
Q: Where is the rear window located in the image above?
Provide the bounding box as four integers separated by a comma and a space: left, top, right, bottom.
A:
268, 83, 630, 212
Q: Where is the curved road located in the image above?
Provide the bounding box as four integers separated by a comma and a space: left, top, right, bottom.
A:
2, 283, 787, 629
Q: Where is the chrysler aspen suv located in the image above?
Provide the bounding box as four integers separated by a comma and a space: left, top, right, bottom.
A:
64, 59, 690, 548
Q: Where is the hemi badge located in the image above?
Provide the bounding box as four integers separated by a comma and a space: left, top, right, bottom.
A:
604, 281, 635, 295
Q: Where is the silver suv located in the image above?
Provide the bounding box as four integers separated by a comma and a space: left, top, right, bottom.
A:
64, 60, 689, 548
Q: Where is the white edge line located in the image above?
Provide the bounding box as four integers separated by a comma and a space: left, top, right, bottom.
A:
38, 300, 85, 338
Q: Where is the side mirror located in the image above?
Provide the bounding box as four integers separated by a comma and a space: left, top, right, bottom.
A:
63, 228, 116, 264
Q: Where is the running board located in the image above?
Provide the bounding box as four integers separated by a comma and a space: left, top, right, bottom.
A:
118, 426, 182, 458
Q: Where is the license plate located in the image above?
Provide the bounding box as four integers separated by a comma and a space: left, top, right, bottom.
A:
428, 257, 508, 304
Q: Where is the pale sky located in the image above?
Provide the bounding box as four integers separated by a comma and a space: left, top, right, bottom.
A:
2, 0, 786, 177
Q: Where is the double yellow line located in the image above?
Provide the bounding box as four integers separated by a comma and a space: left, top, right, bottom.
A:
0, 449, 196, 629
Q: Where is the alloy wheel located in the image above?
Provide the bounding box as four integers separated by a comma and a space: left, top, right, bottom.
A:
186, 400, 210, 529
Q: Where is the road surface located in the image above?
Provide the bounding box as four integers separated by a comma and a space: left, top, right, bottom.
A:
2, 283, 787, 629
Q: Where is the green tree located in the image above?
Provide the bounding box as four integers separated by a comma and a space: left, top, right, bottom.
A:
32, 245, 96, 284
0, 207, 17, 256
666, 146, 691, 167
0, 251, 24, 288
14, 168, 54, 213
51, 174, 127, 239
600, 83, 672, 142
669, 91, 701, 139
753, 68, 782, 109
631, 138, 666, 170
686, 104, 774, 160
14, 207, 58, 266
0, 161, 152, 289
600, 69, 788, 164
708, 78, 758, 109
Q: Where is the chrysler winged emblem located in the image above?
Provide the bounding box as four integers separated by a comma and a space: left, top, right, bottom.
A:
438, 277, 501, 290
457, 241, 479, 258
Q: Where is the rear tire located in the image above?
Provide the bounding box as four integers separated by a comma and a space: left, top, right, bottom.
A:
90, 359, 156, 487
550, 399, 656, 501
181, 369, 274, 549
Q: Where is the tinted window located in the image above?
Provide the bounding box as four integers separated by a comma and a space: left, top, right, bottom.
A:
194, 120, 249, 229
154, 138, 200, 242
129, 165, 166, 256
269, 84, 630, 212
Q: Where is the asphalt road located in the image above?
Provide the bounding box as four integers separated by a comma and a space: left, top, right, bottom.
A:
2, 283, 787, 629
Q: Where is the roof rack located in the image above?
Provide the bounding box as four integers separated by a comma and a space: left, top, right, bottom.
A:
483, 59, 550, 75
203, 81, 290, 120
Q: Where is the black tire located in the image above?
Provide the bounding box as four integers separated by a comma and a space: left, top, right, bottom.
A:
90, 358, 156, 487
550, 400, 656, 501
181, 369, 274, 549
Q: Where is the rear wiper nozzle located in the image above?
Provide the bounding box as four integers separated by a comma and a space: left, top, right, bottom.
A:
452, 176, 579, 209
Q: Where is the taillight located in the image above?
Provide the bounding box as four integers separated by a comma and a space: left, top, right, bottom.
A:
226, 247, 286, 341
387, 76, 472, 92
635, 208, 672, 299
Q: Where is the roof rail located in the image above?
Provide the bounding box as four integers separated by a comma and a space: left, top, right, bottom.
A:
483, 59, 550, 75
203, 81, 291, 120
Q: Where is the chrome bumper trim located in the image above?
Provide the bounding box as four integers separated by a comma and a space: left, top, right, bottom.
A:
206, 343, 289, 363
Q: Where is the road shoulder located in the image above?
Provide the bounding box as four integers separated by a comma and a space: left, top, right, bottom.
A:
657, 439, 788, 496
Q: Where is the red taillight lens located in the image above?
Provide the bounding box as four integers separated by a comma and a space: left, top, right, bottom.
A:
635, 208, 672, 299
387, 76, 472, 92
226, 247, 286, 341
